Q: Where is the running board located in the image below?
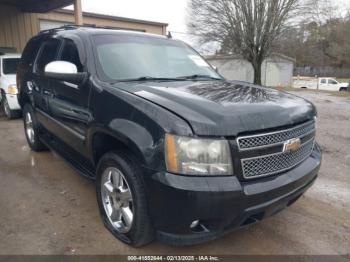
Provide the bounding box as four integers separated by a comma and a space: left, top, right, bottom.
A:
39, 133, 96, 180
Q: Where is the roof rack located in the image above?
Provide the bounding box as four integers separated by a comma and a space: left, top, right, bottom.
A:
39, 25, 88, 35
38, 24, 149, 35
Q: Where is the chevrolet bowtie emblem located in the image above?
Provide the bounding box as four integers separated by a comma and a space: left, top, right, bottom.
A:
283, 138, 301, 153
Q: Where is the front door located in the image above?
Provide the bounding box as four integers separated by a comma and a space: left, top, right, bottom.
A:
48, 38, 92, 156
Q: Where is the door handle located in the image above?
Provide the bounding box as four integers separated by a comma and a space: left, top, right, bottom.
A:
43, 89, 54, 98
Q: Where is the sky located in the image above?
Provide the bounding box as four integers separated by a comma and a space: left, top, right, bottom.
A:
66, 0, 350, 53
66, 0, 198, 48
68, 0, 189, 33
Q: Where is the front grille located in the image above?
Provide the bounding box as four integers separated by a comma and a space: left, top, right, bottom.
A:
241, 139, 315, 179
237, 120, 316, 179
238, 121, 315, 150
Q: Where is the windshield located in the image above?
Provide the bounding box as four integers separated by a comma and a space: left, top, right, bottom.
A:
93, 34, 221, 81
2, 58, 20, 75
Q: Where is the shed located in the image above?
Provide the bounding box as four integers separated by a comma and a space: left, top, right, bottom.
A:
206, 54, 295, 87
0, 0, 168, 52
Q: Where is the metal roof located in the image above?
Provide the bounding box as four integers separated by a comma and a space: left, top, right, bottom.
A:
0, 0, 73, 12
55, 9, 168, 27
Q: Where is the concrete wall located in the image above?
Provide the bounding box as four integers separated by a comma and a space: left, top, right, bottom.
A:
207, 56, 294, 87
0, 4, 167, 52
208, 58, 254, 83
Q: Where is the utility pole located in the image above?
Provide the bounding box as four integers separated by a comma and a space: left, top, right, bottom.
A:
74, 0, 83, 26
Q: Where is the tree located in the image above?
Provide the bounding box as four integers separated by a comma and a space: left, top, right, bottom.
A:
276, 16, 350, 69
188, 0, 311, 85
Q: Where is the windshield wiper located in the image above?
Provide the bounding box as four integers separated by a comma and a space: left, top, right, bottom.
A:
176, 74, 223, 80
115, 76, 184, 83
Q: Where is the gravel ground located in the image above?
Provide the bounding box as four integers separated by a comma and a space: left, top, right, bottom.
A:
0, 90, 349, 255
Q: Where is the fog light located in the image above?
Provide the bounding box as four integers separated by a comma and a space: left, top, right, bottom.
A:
190, 220, 200, 229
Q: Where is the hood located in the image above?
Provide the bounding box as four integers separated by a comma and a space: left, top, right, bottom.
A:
1, 75, 16, 86
116, 80, 316, 136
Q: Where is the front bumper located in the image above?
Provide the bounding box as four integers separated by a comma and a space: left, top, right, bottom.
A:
5, 93, 21, 110
145, 143, 322, 245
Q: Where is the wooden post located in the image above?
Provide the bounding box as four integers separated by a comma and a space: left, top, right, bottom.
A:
74, 0, 83, 25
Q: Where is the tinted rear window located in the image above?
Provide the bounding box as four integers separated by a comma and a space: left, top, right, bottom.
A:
35, 39, 61, 73
21, 37, 42, 66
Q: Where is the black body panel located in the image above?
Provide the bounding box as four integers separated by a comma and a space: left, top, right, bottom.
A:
16, 27, 322, 243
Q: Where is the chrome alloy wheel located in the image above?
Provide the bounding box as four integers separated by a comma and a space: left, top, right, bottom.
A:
25, 112, 35, 144
101, 167, 134, 234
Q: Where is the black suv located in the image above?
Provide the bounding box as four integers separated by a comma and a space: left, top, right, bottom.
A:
17, 26, 322, 247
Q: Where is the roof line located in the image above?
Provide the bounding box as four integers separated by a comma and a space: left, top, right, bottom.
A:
54, 9, 168, 27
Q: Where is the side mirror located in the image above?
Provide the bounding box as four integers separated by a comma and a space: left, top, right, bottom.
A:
213, 65, 219, 73
44, 61, 87, 84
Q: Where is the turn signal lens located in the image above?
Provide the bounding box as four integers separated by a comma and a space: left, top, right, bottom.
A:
165, 134, 179, 173
8, 85, 18, 95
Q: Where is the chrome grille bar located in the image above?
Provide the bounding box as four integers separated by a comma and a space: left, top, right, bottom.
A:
237, 120, 316, 179
237, 121, 315, 151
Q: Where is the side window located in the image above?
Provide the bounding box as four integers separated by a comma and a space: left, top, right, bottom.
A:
328, 79, 337, 85
320, 79, 326, 84
35, 39, 61, 74
21, 37, 42, 67
60, 39, 83, 72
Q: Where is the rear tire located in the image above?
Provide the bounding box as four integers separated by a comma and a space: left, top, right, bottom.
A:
22, 104, 48, 152
96, 151, 155, 247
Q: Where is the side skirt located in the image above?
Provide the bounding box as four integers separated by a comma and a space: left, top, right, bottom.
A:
39, 132, 96, 180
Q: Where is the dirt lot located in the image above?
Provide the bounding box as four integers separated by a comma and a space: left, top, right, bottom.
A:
0, 90, 349, 255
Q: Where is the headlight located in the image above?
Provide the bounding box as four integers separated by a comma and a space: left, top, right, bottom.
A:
8, 84, 18, 95
165, 134, 233, 176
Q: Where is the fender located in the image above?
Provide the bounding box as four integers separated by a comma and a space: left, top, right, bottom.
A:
87, 119, 165, 171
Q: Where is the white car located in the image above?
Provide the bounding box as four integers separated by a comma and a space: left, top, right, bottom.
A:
0, 53, 21, 119
294, 77, 349, 92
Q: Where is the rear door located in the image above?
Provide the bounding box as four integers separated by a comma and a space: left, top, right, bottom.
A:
48, 38, 92, 156
32, 38, 62, 113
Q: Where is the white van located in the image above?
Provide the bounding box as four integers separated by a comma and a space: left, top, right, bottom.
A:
0, 53, 21, 119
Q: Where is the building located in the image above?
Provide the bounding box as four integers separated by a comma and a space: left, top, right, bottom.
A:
206, 54, 295, 87
0, 0, 168, 53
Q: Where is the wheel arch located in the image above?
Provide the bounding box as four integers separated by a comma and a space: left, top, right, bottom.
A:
88, 120, 160, 169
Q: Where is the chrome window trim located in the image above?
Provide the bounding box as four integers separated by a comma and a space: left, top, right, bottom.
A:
237, 120, 315, 151
241, 138, 315, 179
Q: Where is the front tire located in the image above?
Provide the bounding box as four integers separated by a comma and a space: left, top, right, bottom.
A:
22, 104, 48, 152
96, 151, 155, 247
2, 95, 20, 120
